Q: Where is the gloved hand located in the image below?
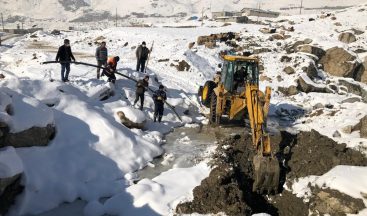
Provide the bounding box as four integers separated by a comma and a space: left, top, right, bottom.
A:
157, 96, 162, 100
137, 83, 141, 86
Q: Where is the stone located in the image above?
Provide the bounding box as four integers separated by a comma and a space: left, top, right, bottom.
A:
205, 41, 217, 49
313, 103, 324, 109
176, 60, 191, 71
157, 59, 169, 62
354, 57, 367, 84
188, 42, 195, 49
302, 62, 319, 79
341, 97, 361, 103
1, 124, 56, 148
276, 42, 282, 46
350, 28, 364, 35
51, 29, 61, 35
260, 75, 272, 82
320, 47, 360, 78
338, 32, 357, 44
331, 16, 337, 20
259, 28, 270, 34
332, 130, 341, 138
338, 79, 367, 103
359, 115, 367, 138
297, 76, 326, 93
286, 40, 305, 53
303, 38, 313, 44
0, 74, 5, 79
117, 111, 145, 129
297, 45, 326, 59
278, 85, 299, 96
341, 125, 353, 134
0, 174, 23, 215
271, 33, 284, 40
334, 22, 342, 26
253, 47, 271, 54
280, 55, 292, 63
283, 66, 295, 75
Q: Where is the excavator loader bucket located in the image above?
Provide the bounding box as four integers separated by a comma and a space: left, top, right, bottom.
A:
252, 154, 280, 193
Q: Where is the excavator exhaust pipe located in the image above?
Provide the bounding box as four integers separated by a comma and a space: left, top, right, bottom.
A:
252, 154, 280, 194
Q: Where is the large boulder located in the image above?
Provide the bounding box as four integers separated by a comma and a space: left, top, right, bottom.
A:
116, 107, 146, 129
352, 115, 367, 138
297, 74, 326, 93
297, 45, 326, 59
338, 32, 357, 44
320, 47, 360, 78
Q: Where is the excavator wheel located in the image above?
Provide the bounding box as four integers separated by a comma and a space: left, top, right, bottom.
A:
200, 81, 216, 108
209, 91, 220, 124
252, 154, 280, 194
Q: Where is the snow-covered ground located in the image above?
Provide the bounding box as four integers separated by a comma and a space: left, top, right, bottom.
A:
1, 3, 367, 216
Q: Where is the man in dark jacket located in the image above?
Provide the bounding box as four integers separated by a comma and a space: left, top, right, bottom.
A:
153, 85, 167, 123
135, 41, 150, 73
133, 75, 149, 110
102, 56, 119, 84
95, 41, 108, 79
55, 39, 76, 82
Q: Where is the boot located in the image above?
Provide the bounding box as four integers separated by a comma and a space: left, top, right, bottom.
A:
158, 116, 162, 123
153, 116, 157, 122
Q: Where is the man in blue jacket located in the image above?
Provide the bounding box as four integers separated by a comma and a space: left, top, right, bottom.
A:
153, 85, 167, 123
55, 39, 76, 82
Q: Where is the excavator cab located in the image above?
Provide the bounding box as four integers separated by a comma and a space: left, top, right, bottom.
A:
198, 55, 280, 193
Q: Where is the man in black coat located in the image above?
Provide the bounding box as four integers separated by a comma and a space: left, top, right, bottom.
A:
95, 41, 108, 79
133, 75, 149, 110
153, 85, 167, 123
55, 39, 76, 82
135, 41, 150, 73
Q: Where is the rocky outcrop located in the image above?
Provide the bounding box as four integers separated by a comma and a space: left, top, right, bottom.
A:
338, 32, 357, 44
297, 45, 326, 59
320, 47, 360, 78
297, 75, 326, 93
0, 123, 56, 148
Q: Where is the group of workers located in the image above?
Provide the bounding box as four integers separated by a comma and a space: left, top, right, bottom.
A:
55, 39, 166, 123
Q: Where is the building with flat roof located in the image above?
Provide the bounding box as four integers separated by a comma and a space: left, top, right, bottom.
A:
241, 8, 280, 18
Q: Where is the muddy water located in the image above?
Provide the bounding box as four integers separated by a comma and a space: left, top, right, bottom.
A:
136, 125, 219, 180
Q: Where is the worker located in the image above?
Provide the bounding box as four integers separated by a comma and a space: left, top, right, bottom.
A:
233, 66, 247, 91
153, 85, 167, 123
55, 39, 76, 82
135, 41, 150, 73
101, 56, 119, 84
95, 41, 108, 79
133, 75, 149, 110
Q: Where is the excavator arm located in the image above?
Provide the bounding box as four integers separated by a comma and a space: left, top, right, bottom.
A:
245, 84, 279, 193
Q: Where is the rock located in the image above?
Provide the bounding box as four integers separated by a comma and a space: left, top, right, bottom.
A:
260, 75, 272, 82
334, 22, 342, 26
0, 174, 23, 215
331, 16, 337, 20
297, 75, 326, 93
258, 64, 265, 72
359, 115, 367, 138
313, 190, 365, 215
188, 42, 195, 49
276, 75, 283, 82
283, 66, 295, 75
297, 45, 326, 59
280, 55, 292, 62
278, 85, 299, 96
354, 48, 367, 54
338, 32, 357, 44
302, 62, 319, 79
0, 74, 5, 79
313, 103, 324, 109
303, 38, 313, 44
320, 47, 360, 78
117, 110, 145, 129
253, 47, 271, 54
341, 97, 361, 103
94, 35, 106, 42
271, 33, 284, 40
1, 124, 56, 148
259, 28, 270, 34
157, 59, 169, 62
197, 36, 211, 46
350, 28, 364, 35
332, 130, 341, 138
286, 40, 305, 53
50, 29, 61, 35
338, 79, 367, 102
205, 41, 217, 49
276, 42, 282, 46
309, 18, 315, 21
176, 60, 191, 71
354, 57, 367, 84
341, 125, 353, 134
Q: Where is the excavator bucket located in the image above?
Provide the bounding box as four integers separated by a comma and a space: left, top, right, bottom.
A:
252, 154, 280, 193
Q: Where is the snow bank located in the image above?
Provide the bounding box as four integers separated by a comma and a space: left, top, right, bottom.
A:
0, 146, 23, 178
0, 88, 54, 133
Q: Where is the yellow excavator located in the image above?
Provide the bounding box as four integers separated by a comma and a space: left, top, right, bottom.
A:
198, 55, 280, 193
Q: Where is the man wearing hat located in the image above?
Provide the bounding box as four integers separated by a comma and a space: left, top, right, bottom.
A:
56, 39, 76, 82
153, 84, 167, 123
135, 41, 150, 73
133, 75, 150, 110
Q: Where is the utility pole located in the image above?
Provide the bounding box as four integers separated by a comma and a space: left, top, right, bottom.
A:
299, 0, 303, 15
1, 13, 4, 31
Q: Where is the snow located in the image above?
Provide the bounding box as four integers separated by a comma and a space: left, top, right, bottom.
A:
0, 146, 23, 178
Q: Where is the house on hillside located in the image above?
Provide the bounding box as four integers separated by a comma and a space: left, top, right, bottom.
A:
212, 11, 248, 23
241, 8, 280, 18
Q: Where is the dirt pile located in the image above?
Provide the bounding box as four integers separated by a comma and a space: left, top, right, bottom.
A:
176, 129, 367, 216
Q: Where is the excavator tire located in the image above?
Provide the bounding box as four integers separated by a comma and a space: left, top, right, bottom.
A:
209, 91, 220, 124
200, 81, 216, 108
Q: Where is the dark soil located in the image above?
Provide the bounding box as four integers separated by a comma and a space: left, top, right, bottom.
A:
176, 129, 367, 216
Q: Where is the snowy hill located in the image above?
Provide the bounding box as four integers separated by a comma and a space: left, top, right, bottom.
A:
0, 0, 366, 23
